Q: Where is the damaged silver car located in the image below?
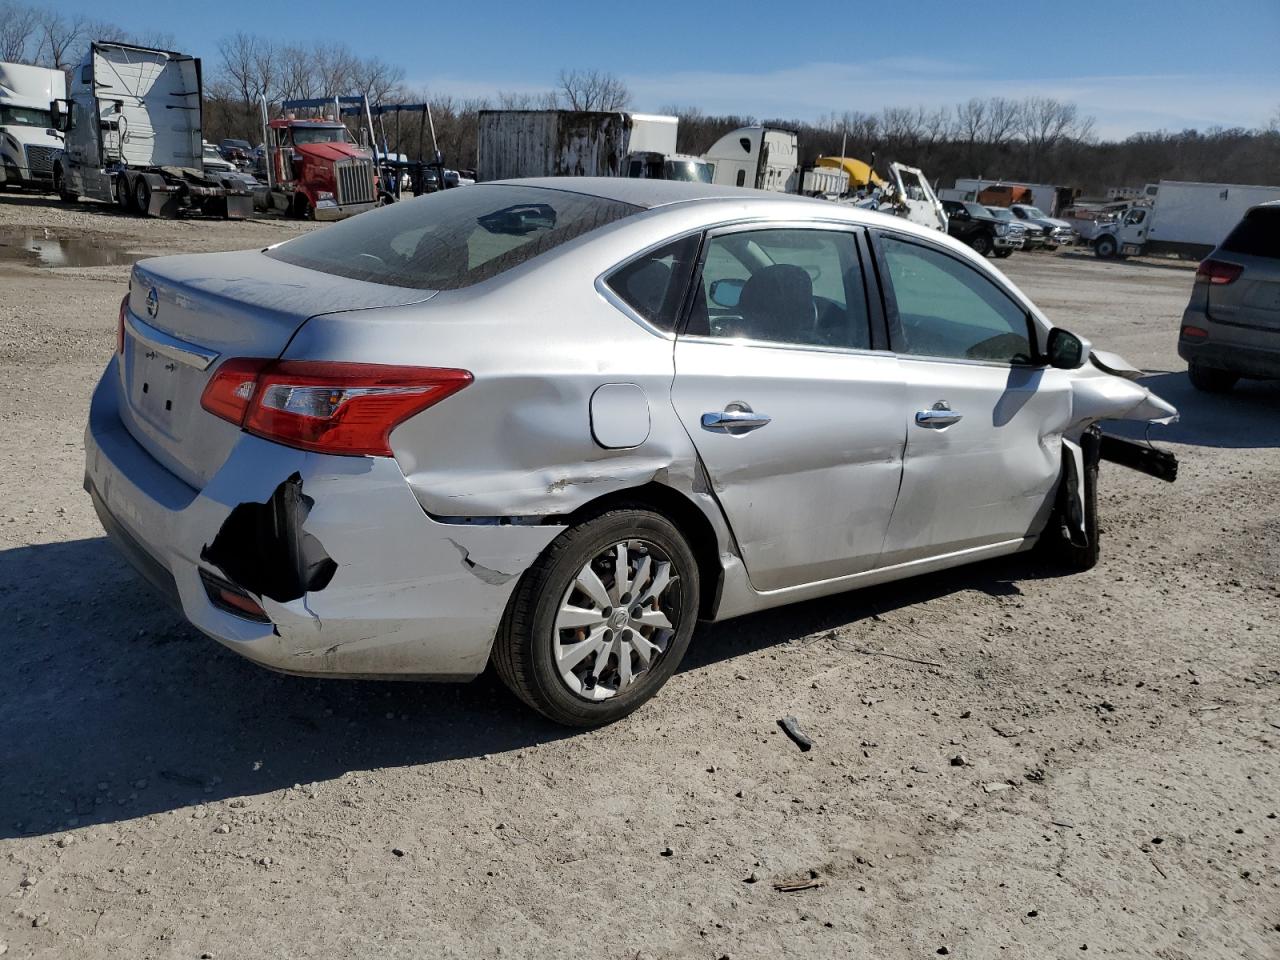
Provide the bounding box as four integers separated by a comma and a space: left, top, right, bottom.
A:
85, 179, 1178, 726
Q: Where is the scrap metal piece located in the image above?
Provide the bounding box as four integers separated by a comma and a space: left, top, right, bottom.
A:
777, 716, 813, 751
1099, 435, 1178, 483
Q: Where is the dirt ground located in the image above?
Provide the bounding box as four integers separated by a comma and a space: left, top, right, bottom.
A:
0, 195, 1276, 960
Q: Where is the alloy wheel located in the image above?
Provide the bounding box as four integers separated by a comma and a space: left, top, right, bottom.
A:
552, 539, 681, 701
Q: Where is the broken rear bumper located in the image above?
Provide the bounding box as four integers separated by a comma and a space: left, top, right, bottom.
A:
84, 361, 561, 679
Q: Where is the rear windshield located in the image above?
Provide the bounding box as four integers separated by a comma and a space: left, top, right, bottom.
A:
1220, 206, 1280, 260
266, 185, 641, 289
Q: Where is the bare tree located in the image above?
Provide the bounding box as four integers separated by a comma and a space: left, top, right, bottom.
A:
350, 55, 405, 106
556, 69, 630, 111
275, 45, 316, 102
0, 1, 39, 62
313, 43, 356, 98
1018, 96, 1093, 178
36, 11, 87, 70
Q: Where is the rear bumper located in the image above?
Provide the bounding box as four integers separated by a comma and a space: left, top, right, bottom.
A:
1178, 307, 1280, 379
84, 359, 561, 679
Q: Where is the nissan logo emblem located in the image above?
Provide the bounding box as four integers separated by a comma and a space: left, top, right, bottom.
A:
145, 287, 159, 318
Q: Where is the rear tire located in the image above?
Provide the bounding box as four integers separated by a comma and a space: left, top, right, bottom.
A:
133, 176, 151, 216
1094, 236, 1117, 259
493, 508, 700, 728
1188, 362, 1238, 393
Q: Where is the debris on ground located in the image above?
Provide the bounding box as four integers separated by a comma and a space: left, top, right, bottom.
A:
777, 716, 814, 751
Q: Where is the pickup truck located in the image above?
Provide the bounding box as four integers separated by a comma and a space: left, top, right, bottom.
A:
941, 200, 1019, 258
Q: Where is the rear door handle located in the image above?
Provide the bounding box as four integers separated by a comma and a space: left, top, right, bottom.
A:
915, 401, 962, 428
701, 409, 772, 432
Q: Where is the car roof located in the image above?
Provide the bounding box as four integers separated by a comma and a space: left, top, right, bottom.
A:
486, 177, 814, 210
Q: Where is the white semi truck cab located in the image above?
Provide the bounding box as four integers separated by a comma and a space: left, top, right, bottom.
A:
51, 41, 252, 218
0, 61, 66, 190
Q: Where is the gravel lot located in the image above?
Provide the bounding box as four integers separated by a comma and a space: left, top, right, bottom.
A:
1, 196, 1277, 960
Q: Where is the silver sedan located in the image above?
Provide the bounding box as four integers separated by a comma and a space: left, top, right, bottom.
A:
84, 179, 1178, 726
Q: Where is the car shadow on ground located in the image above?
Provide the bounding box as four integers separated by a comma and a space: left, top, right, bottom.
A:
0, 531, 1071, 839
1105, 370, 1280, 449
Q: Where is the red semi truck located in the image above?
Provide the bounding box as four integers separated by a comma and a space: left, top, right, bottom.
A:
257, 100, 378, 220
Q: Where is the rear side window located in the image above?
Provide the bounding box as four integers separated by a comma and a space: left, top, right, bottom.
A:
266, 185, 640, 289
1220, 207, 1280, 260
605, 234, 700, 332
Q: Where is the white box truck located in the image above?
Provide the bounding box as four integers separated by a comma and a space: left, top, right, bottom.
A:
1092, 180, 1280, 260
476, 110, 710, 182
0, 61, 66, 190
51, 41, 252, 218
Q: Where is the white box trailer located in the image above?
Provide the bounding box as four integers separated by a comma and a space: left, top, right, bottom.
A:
0, 61, 66, 189
1093, 180, 1280, 260
476, 110, 709, 182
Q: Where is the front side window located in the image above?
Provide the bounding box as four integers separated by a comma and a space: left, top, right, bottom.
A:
879, 235, 1035, 364
0, 106, 51, 127
605, 234, 700, 332
266, 184, 640, 290
687, 228, 870, 350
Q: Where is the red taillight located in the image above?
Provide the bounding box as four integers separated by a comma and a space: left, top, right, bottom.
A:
1180, 324, 1209, 341
200, 358, 271, 425
117, 296, 128, 355
1195, 259, 1242, 285
200, 360, 472, 457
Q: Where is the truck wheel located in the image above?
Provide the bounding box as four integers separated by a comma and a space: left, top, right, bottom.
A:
292, 194, 313, 220
994, 248, 1013, 259
133, 176, 152, 216
1187, 362, 1238, 394
492, 508, 700, 728
115, 174, 134, 212
54, 165, 76, 203
970, 234, 992, 256
1094, 236, 1118, 259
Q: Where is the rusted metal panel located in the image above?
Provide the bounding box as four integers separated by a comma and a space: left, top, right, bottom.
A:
477, 111, 635, 182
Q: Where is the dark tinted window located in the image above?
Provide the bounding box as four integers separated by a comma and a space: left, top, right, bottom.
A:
1220, 206, 1280, 260
606, 234, 700, 332
266, 185, 640, 289
880, 235, 1034, 364
691, 229, 870, 350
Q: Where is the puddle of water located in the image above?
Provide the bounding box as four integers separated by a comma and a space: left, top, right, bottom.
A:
0, 228, 144, 268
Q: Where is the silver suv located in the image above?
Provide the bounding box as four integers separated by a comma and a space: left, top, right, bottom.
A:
1178, 201, 1280, 392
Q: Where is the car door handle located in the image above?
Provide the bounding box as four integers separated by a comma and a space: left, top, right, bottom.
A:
701, 409, 772, 431
915, 402, 963, 428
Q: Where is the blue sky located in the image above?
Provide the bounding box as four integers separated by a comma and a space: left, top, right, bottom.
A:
57, 0, 1280, 138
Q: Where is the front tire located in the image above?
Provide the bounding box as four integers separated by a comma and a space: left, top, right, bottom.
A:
54, 165, 76, 203
1188, 362, 1238, 393
493, 509, 700, 727
970, 233, 992, 257
994, 248, 1013, 259
1094, 236, 1117, 259
1041, 431, 1100, 571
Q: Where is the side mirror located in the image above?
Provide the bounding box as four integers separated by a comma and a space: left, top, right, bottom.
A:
50, 99, 70, 132
1046, 327, 1089, 369
709, 277, 744, 308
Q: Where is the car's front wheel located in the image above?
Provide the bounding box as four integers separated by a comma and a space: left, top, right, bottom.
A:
970, 233, 992, 256
493, 508, 699, 727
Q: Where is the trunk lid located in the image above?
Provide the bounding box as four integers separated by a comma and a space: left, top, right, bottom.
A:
120, 249, 434, 489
